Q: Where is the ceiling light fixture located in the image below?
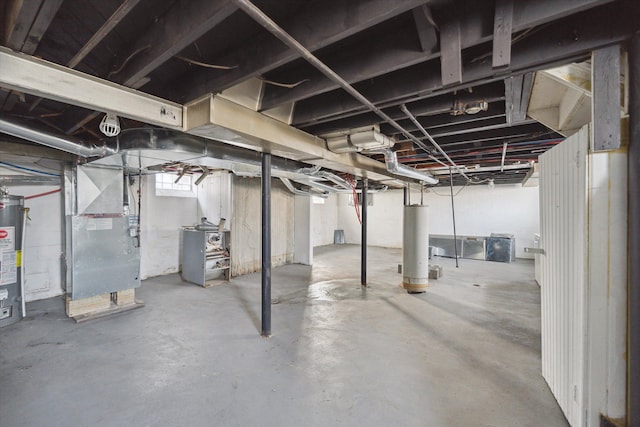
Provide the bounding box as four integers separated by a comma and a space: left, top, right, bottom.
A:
99, 113, 120, 137
450, 99, 489, 116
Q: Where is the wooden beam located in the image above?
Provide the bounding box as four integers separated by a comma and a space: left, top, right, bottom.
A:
263, 0, 614, 112
439, 18, 462, 86
292, 3, 631, 126
261, 26, 430, 111
302, 83, 507, 135
113, 0, 237, 88
0, 47, 183, 129
64, 0, 236, 135
27, 0, 141, 124
384, 115, 511, 138
412, 5, 438, 53
2, 0, 63, 112
519, 72, 534, 121
20, 0, 63, 54
67, 0, 142, 69
592, 45, 621, 151
505, 75, 523, 124
3, 0, 43, 49
492, 0, 514, 68
178, 0, 431, 101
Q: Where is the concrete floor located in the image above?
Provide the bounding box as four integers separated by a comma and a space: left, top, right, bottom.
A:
0, 245, 567, 427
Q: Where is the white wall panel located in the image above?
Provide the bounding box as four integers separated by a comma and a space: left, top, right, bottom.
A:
539, 126, 588, 426
230, 177, 294, 276
539, 125, 627, 426
294, 195, 312, 264
311, 193, 338, 247
197, 171, 232, 226
139, 175, 199, 279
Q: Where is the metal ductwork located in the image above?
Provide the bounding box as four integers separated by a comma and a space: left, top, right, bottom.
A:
279, 177, 329, 198
0, 175, 61, 186
382, 150, 438, 185
92, 128, 385, 196
0, 118, 115, 158
325, 127, 395, 154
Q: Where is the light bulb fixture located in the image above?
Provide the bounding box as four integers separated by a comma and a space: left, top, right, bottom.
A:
488, 178, 495, 189
99, 113, 121, 137
464, 100, 488, 115
450, 99, 489, 116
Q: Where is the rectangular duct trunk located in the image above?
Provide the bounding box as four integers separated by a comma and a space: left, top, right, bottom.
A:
183, 94, 403, 186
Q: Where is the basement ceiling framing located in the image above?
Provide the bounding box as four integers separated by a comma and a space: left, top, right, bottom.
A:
0, 0, 636, 186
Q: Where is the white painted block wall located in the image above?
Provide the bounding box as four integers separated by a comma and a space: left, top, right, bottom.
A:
139, 174, 200, 280
230, 177, 294, 276
311, 194, 338, 247
331, 184, 539, 258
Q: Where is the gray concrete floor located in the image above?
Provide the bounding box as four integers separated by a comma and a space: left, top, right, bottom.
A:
0, 245, 568, 427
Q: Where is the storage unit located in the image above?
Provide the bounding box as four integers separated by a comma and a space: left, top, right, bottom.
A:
181, 228, 230, 287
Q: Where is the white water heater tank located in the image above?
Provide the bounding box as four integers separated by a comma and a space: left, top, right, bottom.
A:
402, 205, 429, 293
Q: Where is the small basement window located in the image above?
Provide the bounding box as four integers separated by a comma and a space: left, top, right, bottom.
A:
155, 173, 197, 198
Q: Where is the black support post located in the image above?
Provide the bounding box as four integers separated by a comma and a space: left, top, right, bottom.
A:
361, 178, 368, 286
403, 184, 409, 206
261, 152, 272, 337
628, 30, 640, 426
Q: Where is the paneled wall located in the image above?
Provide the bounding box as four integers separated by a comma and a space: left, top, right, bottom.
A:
230, 177, 294, 276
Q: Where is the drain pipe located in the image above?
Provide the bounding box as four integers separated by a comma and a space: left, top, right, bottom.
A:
400, 105, 469, 181
233, 0, 438, 183
0, 118, 115, 157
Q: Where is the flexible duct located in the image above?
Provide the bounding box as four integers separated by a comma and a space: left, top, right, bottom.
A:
0, 118, 115, 157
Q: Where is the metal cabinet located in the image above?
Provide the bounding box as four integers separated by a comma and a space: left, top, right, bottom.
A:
181, 228, 230, 287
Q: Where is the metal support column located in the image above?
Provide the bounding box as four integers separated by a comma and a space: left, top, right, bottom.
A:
361, 178, 368, 286
629, 30, 640, 426
261, 152, 272, 337
403, 184, 409, 206
449, 169, 459, 268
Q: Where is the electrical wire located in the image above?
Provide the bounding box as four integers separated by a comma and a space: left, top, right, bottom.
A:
346, 174, 361, 225
428, 180, 470, 197
24, 188, 61, 200
0, 161, 60, 177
